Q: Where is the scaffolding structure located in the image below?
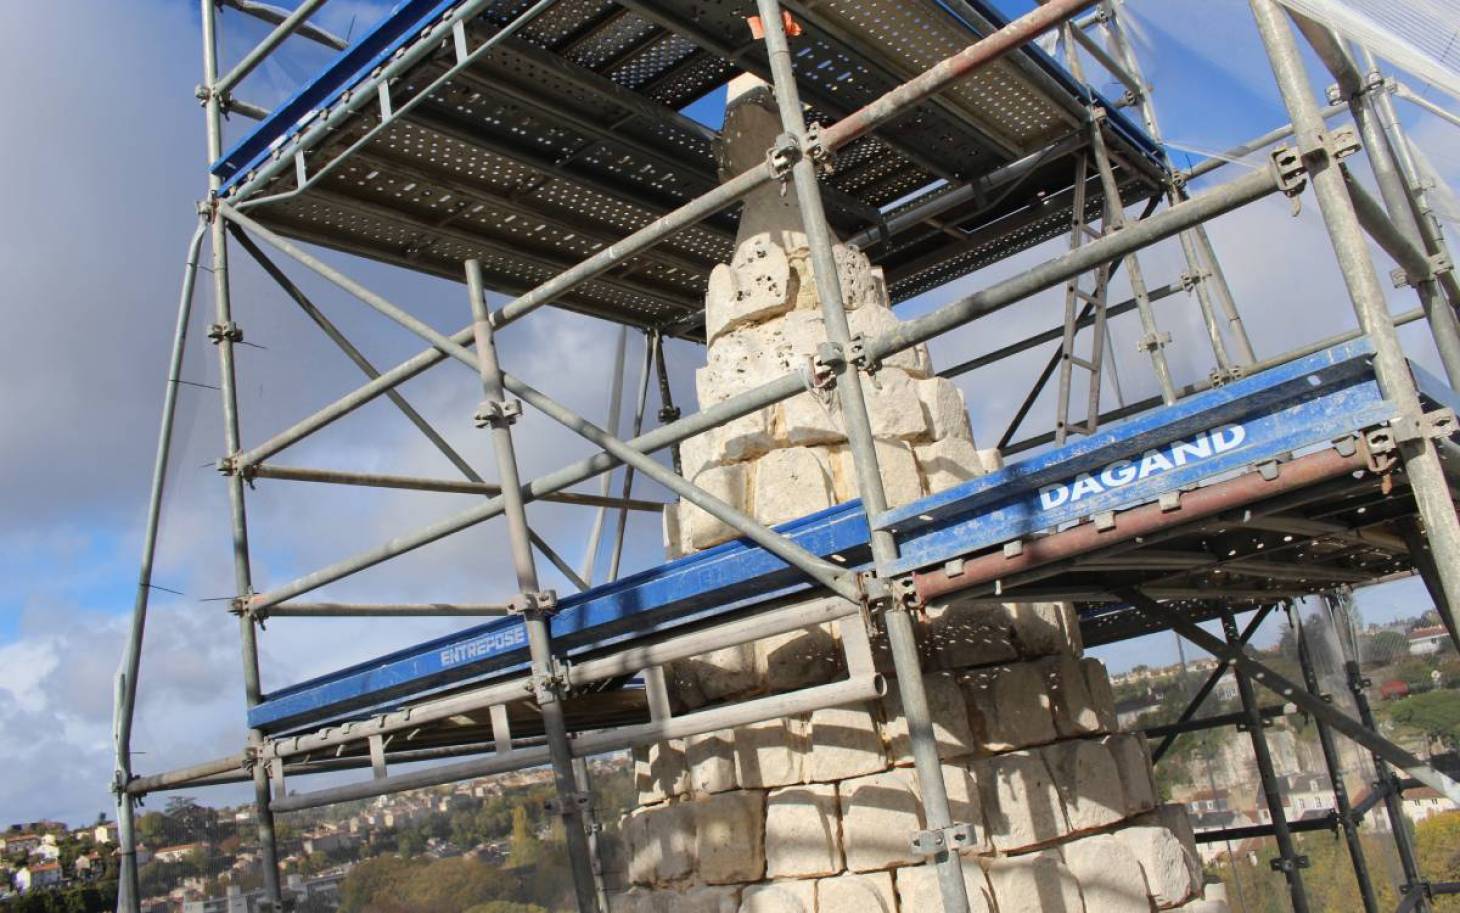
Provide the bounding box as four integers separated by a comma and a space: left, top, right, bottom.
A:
113, 1, 1460, 911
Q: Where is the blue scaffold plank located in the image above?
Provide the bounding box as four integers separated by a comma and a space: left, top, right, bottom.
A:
212, 0, 457, 191
878, 340, 1396, 573
248, 340, 1405, 733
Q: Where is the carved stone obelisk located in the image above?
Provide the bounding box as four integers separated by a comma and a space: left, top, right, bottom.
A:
605, 76, 1222, 913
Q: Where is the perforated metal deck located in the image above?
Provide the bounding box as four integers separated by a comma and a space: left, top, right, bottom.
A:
216, 0, 1165, 336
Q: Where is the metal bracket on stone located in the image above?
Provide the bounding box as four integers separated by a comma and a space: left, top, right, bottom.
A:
910, 822, 976, 856
474, 398, 522, 429
208, 321, 244, 345
509, 589, 558, 616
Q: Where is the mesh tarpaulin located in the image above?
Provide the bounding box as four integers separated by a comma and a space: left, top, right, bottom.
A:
1275, 0, 1460, 101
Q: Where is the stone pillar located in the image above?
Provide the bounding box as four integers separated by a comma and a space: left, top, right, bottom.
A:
604, 78, 1221, 913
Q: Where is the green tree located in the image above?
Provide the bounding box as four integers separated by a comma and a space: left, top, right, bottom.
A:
507, 808, 539, 869
1416, 812, 1460, 913
1389, 690, 1460, 747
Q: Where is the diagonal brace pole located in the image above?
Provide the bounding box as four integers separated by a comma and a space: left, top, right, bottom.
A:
1119, 587, 1460, 803
229, 227, 588, 591
1151, 603, 1274, 763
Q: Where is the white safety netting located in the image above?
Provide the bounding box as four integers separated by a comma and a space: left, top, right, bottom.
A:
1275, 0, 1460, 103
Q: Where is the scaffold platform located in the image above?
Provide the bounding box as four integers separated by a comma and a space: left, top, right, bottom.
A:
213, 0, 1164, 336
250, 339, 1457, 743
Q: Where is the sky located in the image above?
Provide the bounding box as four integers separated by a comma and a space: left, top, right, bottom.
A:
0, 0, 1457, 827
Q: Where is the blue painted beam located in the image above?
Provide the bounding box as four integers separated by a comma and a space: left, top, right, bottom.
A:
247, 341, 1413, 733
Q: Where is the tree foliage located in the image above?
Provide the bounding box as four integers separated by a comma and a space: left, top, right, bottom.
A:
1389, 690, 1460, 747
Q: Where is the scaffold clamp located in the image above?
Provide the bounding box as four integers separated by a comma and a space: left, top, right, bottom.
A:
509, 589, 558, 616
911, 822, 976, 856
208, 321, 244, 345
474, 397, 522, 428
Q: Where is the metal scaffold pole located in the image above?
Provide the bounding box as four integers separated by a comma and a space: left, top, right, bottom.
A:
463, 259, 601, 913
1225, 610, 1312, 913
752, 1, 1024, 908
112, 218, 207, 913
1101, 0, 1257, 368
1324, 590, 1428, 912
1289, 17, 1460, 387
1248, 0, 1460, 629
1288, 599, 1378, 913
200, 2, 284, 908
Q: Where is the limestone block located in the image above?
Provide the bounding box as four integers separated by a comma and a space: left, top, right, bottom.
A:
684, 464, 748, 551
1044, 740, 1126, 833
986, 850, 1086, 913
738, 880, 817, 913
689, 730, 739, 795
1045, 654, 1112, 738
883, 671, 974, 764
1063, 833, 1151, 913
735, 716, 806, 789
757, 624, 844, 692
719, 409, 777, 464
916, 377, 975, 443
806, 705, 887, 782
835, 244, 878, 312
663, 503, 684, 561
839, 769, 923, 872
1081, 657, 1120, 732
707, 240, 793, 342
645, 740, 690, 803
766, 783, 844, 878
751, 447, 835, 527
915, 437, 985, 494
1183, 903, 1231, 913
647, 802, 696, 882
782, 389, 846, 447
1114, 806, 1202, 909
921, 598, 1019, 670
681, 431, 719, 481
695, 362, 759, 409
849, 303, 932, 377
1009, 602, 1077, 658
864, 441, 922, 508
665, 658, 710, 712
621, 806, 683, 882
895, 860, 995, 913
681, 885, 743, 913
918, 764, 989, 854
816, 870, 896, 912
963, 662, 1057, 753
696, 790, 767, 885
689, 643, 760, 703
863, 370, 931, 442
975, 448, 1004, 474
977, 750, 1069, 851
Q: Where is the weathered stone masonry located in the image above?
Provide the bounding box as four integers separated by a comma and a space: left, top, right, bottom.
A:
603, 79, 1228, 913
